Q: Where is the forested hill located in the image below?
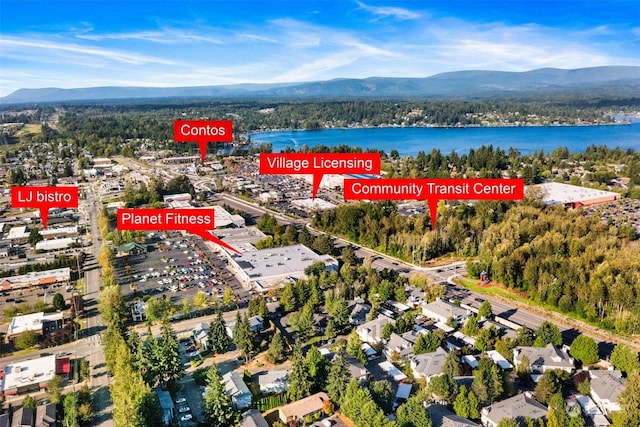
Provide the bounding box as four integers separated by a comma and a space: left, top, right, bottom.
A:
2, 66, 640, 104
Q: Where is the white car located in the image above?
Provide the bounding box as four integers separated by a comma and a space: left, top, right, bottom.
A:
178, 405, 190, 413
180, 414, 193, 422
175, 397, 187, 405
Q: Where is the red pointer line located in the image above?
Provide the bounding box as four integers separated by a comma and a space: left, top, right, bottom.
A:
191, 229, 241, 255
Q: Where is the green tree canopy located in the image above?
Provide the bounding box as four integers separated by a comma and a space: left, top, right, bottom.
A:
208, 311, 231, 355
569, 335, 599, 365
203, 364, 237, 427
610, 343, 640, 375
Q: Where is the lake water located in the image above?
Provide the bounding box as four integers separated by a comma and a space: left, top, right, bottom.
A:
250, 122, 640, 157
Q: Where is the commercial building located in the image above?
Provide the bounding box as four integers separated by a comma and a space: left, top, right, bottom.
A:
532, 182, 620, 208
228, 244, 338, 292
0, 267, 71, 292
1, 355, 70, 396
6, 312, 64, 340
35, 237, 77, 252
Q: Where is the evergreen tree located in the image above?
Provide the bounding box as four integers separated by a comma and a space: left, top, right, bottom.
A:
497, 419, 519, 427
471, 358, 503, 404
370, 380, 394, 414
612, 371, 640, 427
468, 390, 481, 419
517, 326, 535, 346
547, 392, 569, 427
396, 395, 432, 427
233, 311, 254, 358
287, 340, 312, 402
534, 370, 559, 405
463, 314, 480, 336
203, 365, 237, 427
209, 311, 231, 355
247, 296, 268, 318
478, 300, 493, 319
327, 348, 351, 405
428, 372, 457, 403
535, 321, 562, 347
329, 296, 350, 334
267, 329, 287, 364
280, 282, 297, 312
63, 392, 79, 427
443, 350, 461, 377
306, 346, 329, 392
156, 319, 184, 386
346, 330, 367, 364
144, 324, 161, 386
453, 385, 470, 418
414, 331, 444, 355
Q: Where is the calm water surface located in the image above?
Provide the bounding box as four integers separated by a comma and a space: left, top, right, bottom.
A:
250, 122, 640, 157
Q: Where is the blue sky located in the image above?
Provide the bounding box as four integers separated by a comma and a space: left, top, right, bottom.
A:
1, 0, 639, 97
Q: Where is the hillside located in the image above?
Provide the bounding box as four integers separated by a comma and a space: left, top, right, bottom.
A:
2, 66, 640, 104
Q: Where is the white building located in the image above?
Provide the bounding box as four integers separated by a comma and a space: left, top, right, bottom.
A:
1, 355, 57, 396
222, 371, 252, 410
228, 244, 338, 291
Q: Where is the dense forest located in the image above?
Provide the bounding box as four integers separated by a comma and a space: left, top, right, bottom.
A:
312, 197, 640, 336
1, 97, 628, 156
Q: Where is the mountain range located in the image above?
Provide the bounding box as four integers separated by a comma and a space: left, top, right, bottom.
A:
2, 66, 640, 104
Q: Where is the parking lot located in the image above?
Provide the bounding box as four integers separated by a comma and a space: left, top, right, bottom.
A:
114, 231, 250, 316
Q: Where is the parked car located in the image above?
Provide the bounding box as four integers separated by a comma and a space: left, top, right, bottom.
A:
180, 414, 193, 422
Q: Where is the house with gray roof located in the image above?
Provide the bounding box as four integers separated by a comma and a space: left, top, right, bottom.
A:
240, 409, 269, 427
35, 403, 56, 427
426, 404, 479, 427
345, 357, 369, 382
409, 347, 448, 383
422, 298, 470, 325
590, 370, 626, 416
512, 344, 574, 374
481, 393, 547, 427
356, 315, 394, 345
384, 328, 426, 361
348, 299, 371, 326
222, 371, 252, 410
257, 370, 289, 394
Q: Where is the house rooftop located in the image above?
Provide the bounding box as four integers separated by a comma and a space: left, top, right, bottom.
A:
410, 347, 448, 378
1, 355, 57, 393
422, 299, 468, 320
513, 343, 574, 372
8, 312, 63, 336
482, 393, 547, 425
279, 392, 329, 422
427, 403, 480, 427
590, 370, 626, 404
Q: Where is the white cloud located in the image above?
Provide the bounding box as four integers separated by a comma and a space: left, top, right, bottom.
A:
77, 29, 223, 45
355, 1, 421, 20
1, 36, 181, 65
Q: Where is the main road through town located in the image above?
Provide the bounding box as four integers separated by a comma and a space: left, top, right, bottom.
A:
83, 182, 114, 427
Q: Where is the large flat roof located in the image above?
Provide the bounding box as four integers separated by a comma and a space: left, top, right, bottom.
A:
8, 312, 63, 336
1, 355, 56, 392
0, 267, 70, 291
232, 244, 337, 283
532, 182, 620, 206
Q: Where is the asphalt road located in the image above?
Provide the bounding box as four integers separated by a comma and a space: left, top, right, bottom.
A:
84, 183, 114, 427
